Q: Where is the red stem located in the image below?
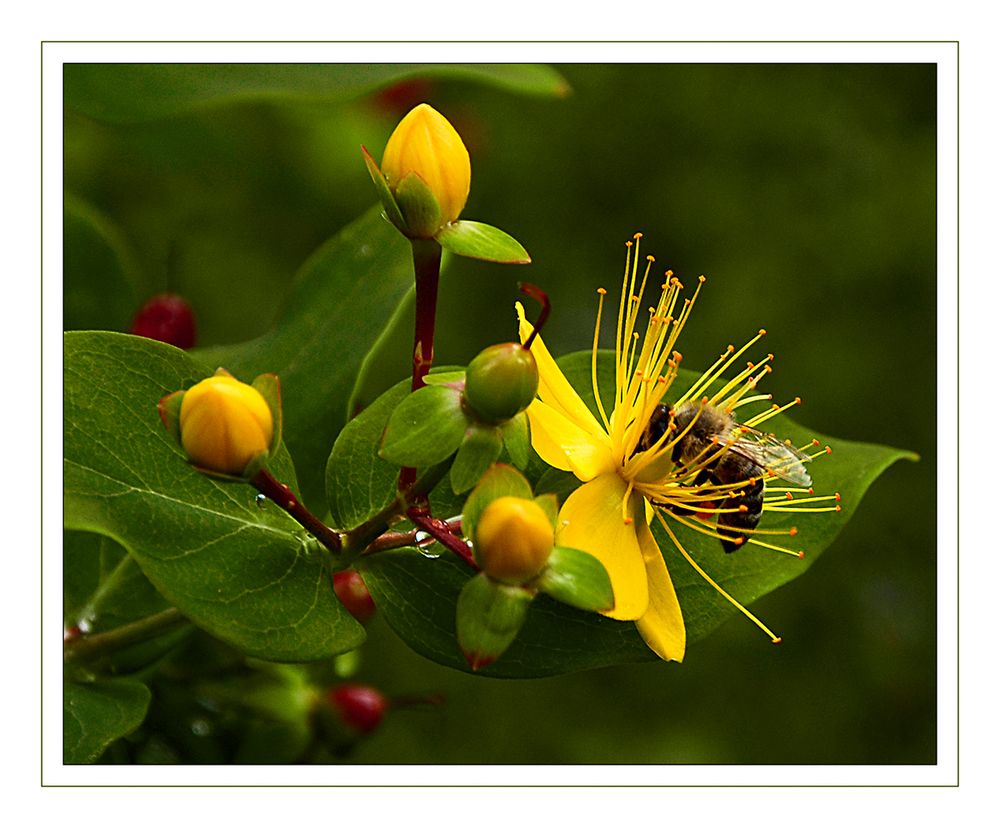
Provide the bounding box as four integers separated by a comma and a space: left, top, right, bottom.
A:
251, 469, 343, 555
406, 507, 477, 569
518, 282, 550, 350
400, 239, 443, 493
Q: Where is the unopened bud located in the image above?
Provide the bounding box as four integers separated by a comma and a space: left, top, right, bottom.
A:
474, 496, 554, 583
328, 684, 388, 734
179, 375, 273, 475
130, 293, 197, 349
464, 343, 539, 424
332, 570, 377, 625
381, 103, 471, 236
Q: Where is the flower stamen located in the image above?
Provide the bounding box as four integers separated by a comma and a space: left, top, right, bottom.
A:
592, 287, 611, 430
656, 511, 782, 643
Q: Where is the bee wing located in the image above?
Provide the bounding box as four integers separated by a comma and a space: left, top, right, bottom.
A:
728, 425, 813, 487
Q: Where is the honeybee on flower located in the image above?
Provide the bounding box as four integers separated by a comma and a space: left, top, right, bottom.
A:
515, 234, 839, 662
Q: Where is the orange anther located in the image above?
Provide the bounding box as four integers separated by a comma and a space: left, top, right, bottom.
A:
597, 287, 607, 295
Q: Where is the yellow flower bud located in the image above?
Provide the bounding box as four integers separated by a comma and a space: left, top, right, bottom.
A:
179, 375, 273, 475
381, 103, 471, 232
474, 496, 554, 584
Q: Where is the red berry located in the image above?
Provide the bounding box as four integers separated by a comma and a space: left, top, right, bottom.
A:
130, 293, 197, 349
329, 684, 388, 734
333, 570, 377, 624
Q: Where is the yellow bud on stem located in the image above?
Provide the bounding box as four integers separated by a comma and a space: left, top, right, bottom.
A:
381, 103, 471, 235
474, 496, 554, 584
179, 375, 273, 475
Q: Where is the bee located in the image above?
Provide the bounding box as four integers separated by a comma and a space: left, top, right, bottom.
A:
640, 400, 812, 552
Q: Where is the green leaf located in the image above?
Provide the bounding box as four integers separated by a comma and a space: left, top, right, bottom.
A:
326, 379, 410, 531
64, 532, 187, 674
449, 424, 503, 494
64, 331, 365, 662
359, 550, 650, 678
63, 195, 141, 333
64, 678, 151, 764
456, 573, 532, 671
192, 207, 414, 508
435, 220, 531, 264
380, 384, 468, 467
535, 546, 614, 613
64, 64, 570, 123
461, 464, 534, 545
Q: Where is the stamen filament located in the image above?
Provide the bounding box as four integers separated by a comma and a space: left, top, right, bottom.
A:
656, 512, 781, 643
744, 396, 801, 429
592, 288, 611, 430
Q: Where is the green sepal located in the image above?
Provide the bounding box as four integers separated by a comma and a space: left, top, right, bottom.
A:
157, 389, 185, 445
394, 171, 442, 239
461, 463, 534, 544
361, 144, 407, 233
241, 451, 273, 480
534, 546, 614, 613
499, 411, 530, 468
435, 220, 531, 264
450, 423, 504, 494
455, 572, 533, 671
422, 370, 466, 387
380, 384, 469, 467
252, 372, 283, 458
532, 493, 560, 530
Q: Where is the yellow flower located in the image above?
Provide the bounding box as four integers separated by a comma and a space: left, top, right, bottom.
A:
180, 374, 273, 476
516, 234, 837, 661
381, 103, 471, 235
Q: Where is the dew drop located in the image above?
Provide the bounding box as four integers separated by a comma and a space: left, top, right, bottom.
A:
190, 718, 211, 737
254, 494, 268, 510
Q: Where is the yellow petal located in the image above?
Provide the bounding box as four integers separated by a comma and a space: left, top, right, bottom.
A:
633, 512, 686, 662
526, 400, 616, 482
557, 474, 649, 620
516, 303, 606, 439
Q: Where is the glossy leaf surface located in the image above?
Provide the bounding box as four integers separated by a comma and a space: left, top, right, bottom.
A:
64, 331, 365, 662
64, 679, 151, 764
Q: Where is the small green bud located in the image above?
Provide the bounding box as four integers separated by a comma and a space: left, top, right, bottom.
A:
464, 343, 539, 424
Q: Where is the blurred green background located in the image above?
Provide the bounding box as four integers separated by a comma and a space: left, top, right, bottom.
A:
64, 62, 936, 763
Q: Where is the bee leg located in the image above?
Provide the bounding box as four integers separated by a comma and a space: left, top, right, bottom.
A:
717, 476, 764, 553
